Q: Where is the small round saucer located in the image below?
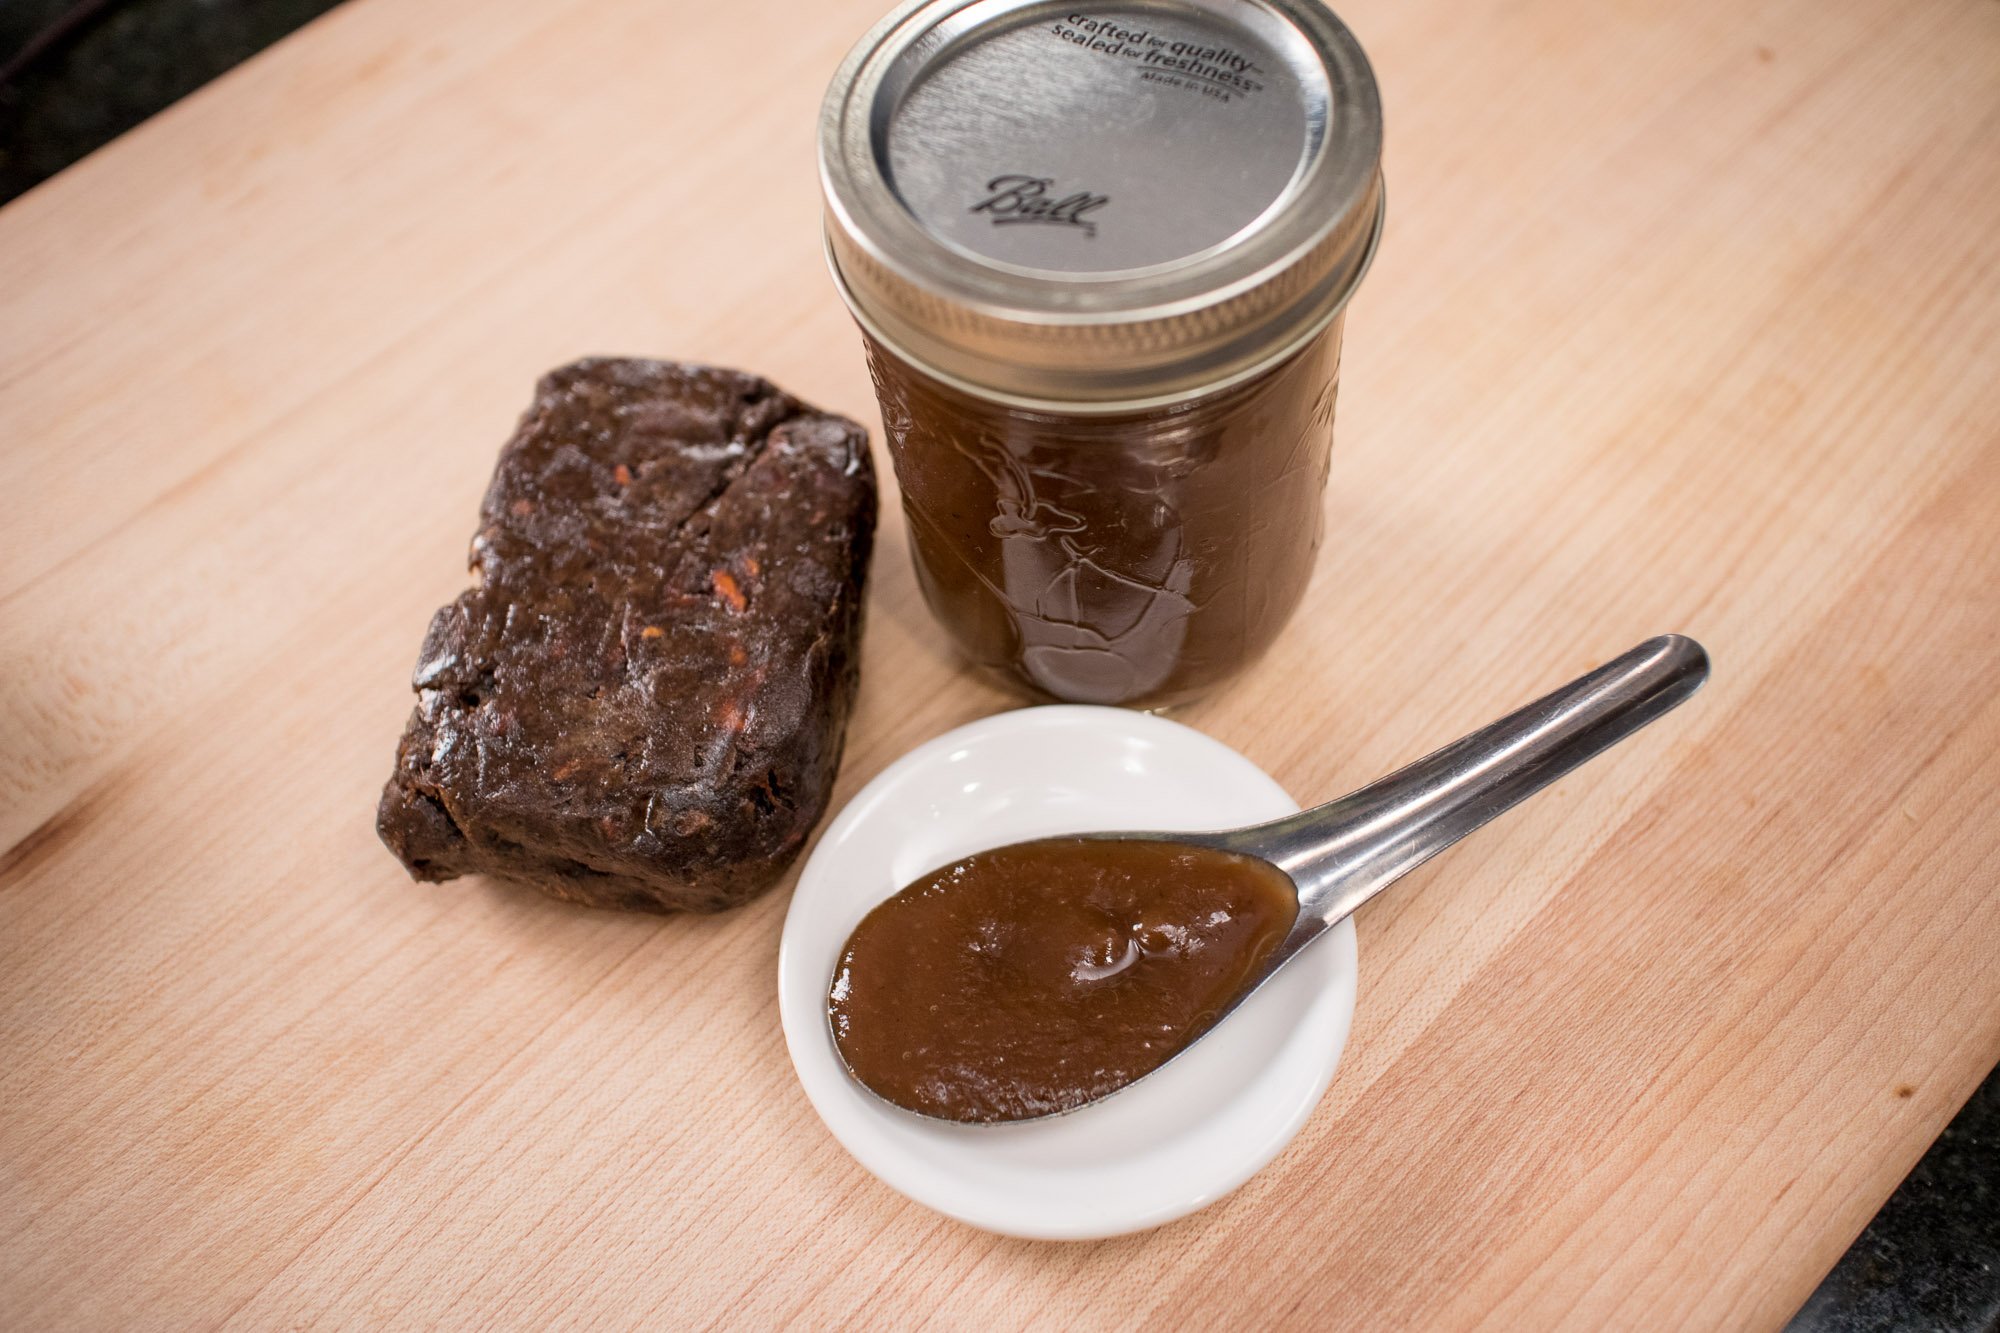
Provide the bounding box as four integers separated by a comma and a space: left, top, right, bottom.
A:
777, 705, 1357, 1240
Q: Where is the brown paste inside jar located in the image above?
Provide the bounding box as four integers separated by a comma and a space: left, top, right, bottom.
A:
827, 836, 1299, 1124
866, 324, 1342, 709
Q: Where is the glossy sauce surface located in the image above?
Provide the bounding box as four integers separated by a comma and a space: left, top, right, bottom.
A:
827, 837, 1299, 1123
866, 324, 1343, 709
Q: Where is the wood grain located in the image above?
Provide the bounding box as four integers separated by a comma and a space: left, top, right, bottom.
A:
2, 0, 1997, 1325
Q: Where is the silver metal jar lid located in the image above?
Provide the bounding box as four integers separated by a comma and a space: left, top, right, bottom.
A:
820, 0, 1384, 411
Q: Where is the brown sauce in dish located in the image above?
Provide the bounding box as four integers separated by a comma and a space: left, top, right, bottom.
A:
827, 837, 1299, 1123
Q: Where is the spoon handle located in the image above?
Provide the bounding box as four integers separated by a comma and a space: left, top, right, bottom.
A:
1238, 634, 1709, 939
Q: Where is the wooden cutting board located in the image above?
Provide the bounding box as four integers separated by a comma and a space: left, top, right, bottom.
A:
3, 0, 1996, 1324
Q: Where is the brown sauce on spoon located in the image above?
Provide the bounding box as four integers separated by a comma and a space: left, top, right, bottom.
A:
827, 837, 1299, 1124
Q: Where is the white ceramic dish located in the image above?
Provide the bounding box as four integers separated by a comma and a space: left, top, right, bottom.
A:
777, 705, 1357, 1240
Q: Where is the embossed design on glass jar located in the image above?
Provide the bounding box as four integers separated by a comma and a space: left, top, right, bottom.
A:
868, 325, 1343, 707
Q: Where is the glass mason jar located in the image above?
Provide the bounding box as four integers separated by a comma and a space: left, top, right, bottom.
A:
821, 0, 1384, 708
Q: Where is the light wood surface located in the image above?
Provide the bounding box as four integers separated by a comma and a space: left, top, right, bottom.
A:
3, 0, 1997, 1325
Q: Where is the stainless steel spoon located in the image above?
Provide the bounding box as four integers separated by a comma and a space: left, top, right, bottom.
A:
835, 633, 1710, 1122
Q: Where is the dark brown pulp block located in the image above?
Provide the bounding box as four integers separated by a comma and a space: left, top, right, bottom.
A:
378, 358, 877, 913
